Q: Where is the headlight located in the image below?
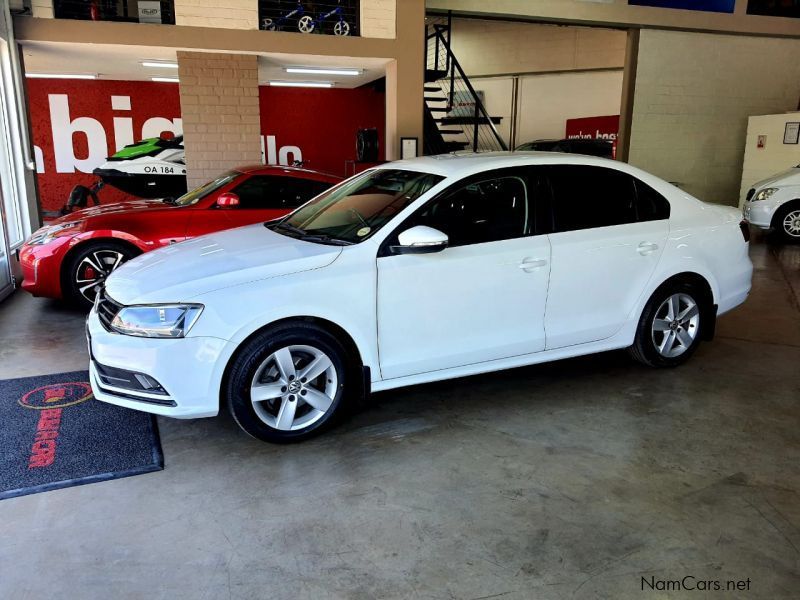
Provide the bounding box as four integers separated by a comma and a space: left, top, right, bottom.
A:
26, 222, 81, 245
110, 304, 204, 338
753, 188, 778, 202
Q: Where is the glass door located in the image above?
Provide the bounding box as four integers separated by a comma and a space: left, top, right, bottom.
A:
0, 182, 12, 302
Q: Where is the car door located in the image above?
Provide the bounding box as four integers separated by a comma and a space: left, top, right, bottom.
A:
543, 164, 670, 350
187, 175, 329, 236
376, 168, 552, 380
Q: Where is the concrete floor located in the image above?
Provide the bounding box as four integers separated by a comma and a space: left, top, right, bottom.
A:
0, 233, 798, 599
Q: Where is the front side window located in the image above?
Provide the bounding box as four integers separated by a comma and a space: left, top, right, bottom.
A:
278, 169, 443, 244
547, 165, 637, 232
173, 171, 239, 206
411, 176, 530, 247
232, 176, 333, 210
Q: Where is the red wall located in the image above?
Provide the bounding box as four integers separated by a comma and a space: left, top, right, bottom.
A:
27, 79, 182, 213
259, 86, 385, 177
28, 80, 386, 213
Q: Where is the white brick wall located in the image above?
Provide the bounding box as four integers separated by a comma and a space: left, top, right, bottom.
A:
628, 29, 800, 206
177, 52, 262, 187
174, 0, 259, 30
360, 0, 396, 39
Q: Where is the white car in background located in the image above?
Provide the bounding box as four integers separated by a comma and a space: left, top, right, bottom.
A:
743, 164, 800, 241
87, 153, 753, 443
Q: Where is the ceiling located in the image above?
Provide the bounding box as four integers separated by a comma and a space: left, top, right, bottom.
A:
20, 42, 389, 89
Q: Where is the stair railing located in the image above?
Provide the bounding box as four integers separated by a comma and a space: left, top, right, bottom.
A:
425, 21, 508, 152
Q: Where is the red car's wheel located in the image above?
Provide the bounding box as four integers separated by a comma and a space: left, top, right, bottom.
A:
63, 241, 139, 308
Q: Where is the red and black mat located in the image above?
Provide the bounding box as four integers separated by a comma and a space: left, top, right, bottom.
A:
0, 370, 163, 500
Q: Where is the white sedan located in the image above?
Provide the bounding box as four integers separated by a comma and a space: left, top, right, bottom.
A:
87, 153, 753, 442
742, 164, 800, 242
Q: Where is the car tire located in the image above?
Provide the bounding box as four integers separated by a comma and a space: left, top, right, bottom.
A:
225, 322, 354, 443
629, 282, 705, 368
773, 202, 800, 243
63, 240, 139, 309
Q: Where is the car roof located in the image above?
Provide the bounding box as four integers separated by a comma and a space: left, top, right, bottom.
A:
387, 151, 634, 179
236, 164, 342, 182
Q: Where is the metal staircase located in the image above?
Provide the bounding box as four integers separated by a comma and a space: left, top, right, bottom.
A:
424, 14, 507, 155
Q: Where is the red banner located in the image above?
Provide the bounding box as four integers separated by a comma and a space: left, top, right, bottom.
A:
565, 114, 619, 142
27, 79, 385, 212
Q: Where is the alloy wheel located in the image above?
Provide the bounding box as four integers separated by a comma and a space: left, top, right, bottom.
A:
783, 209, 800, 238
651, 293, 700, 358
250, 344, 338, 431
75, 249, 126, 304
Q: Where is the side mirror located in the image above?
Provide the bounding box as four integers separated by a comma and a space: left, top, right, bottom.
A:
216, 193, 240, 209
392, 225, 448, 255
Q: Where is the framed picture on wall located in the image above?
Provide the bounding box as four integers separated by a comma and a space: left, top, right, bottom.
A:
401, 138, 418, 160
784, 122, 800, 145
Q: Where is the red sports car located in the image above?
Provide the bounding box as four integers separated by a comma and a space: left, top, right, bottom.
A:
20, 165, 341, 307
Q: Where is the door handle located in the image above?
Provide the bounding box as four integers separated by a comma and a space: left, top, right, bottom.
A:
518, 258, 548, 272
637, 242, 659, 256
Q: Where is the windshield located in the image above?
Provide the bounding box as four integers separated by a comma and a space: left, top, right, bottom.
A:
276, 169, 444, 244
172, 171, 239, 206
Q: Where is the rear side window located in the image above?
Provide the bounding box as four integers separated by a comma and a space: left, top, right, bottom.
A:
547, 165, 637, 232
634, 179, 671, 221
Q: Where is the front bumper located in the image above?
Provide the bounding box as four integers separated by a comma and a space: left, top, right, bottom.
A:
742, 200, 776, 229
18, 240, 69, 299
87, 307, 234, 418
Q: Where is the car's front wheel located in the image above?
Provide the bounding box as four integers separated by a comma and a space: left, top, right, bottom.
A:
225, 322, 351, 443
629, 283, 704, 368
63, 241, 139, 308
774, 202, 800, 243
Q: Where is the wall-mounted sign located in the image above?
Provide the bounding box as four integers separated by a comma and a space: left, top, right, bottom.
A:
401, 137, 418, 160
137, 1, 162, 23
757, 135, 767, 149
747, 0, 800, 17
565, 115, 620, 141
784, 122, 800, 145
628, 0, 735, 12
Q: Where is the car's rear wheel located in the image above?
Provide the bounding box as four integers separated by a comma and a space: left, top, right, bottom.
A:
629, 283, 704, 368
774, 202, 800, 243
226, 322, 352, 443
63, 241, 139, 308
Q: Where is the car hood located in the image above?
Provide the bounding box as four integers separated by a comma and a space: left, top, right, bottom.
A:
750, 167, 800, 191
105, 224, 342, 304
51, 199, 175, 225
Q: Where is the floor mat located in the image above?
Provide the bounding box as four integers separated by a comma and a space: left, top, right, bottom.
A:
0, 370, 163, 500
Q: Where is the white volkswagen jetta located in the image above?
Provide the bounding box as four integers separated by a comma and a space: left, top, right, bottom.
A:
87, 153, 752, 442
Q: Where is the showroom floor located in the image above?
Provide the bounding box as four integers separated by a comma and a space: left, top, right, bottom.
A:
0, 234, 799, 600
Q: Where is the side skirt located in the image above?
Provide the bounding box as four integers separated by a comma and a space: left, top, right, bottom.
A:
371, 324, 637, 393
